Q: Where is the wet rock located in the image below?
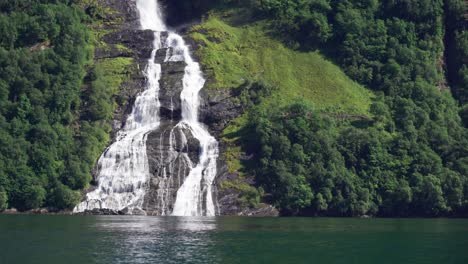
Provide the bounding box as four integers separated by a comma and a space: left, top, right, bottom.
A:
112, 76, 147, 135
143, 121, 201, 214
240, 205, 280, 217
99, 0, 141, 29
121, 207, 147, 215
199, 88, 243, 136
155, 48, 168, 64
159, 60, 187, 121
103, 29, 155, 60
81, 208, 125, 215
1, 208, 18, 214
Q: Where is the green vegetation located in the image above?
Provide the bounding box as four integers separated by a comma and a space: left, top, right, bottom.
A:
249, 100, 467, 216
85, 57, 134, 121
190, 0, 468, 216
0, 0, 122, 211
190, 15, 372, 114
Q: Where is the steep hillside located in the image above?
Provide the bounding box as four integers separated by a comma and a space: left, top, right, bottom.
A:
186, 2, 468, 217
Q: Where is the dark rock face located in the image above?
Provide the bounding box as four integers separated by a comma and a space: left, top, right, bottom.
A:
81, 209, 125, 215
143, 121, 201, 215
159, 0, 210, 28
99, 0, 141, 28
102, 29, 155, 59
213, 165, 279, 217
80, 208, 145, 216
159, 59, 186, 120
199, 88, 243, 134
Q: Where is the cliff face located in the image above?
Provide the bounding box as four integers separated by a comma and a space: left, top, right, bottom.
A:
158, 0, 212, 27
91, 0, 277, 216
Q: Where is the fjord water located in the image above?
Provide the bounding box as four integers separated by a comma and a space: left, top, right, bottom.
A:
0, 216, 467, 264
75, 0, 218, 215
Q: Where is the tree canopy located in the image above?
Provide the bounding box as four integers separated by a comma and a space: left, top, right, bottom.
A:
0, 0, 112, 211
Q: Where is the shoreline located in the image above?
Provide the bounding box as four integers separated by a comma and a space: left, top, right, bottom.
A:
1, 209, 467, 219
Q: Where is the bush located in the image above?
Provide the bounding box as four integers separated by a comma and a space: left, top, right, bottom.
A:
21, 185, 46, 210
50, 183, 81, 210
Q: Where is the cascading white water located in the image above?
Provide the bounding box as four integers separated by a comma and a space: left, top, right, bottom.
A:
164, 33, 219, 216
74, 0, 165, 214
74, 0, 218, 216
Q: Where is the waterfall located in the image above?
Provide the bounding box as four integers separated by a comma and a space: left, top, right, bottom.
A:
164, 33, 219, 216
74, 0, 218, 216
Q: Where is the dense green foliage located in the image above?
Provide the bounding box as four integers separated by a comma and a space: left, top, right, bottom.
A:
444, 0, 468, 126
248, 101, 467, 216
183, 0, 468, 216
0, 0, 112, 211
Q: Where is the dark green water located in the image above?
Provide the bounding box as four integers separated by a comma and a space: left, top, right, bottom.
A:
0, 216, 467, 264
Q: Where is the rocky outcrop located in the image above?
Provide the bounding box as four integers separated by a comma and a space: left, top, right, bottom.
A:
143, 121, 201, 215
199, 88, 243, 135
212, 163, 279, 217
98, 0, 141, 28
102, 30, 155, 136
101, 29, 155, 60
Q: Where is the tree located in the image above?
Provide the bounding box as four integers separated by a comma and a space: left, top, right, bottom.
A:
50, 182, 81, 210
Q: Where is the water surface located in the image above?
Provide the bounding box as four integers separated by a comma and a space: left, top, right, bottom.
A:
0, 216, 467, 263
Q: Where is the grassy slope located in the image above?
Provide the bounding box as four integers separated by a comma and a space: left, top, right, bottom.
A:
190, 10, 373, 115
189, 10, 374, 175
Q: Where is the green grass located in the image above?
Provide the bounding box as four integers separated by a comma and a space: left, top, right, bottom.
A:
190, 11, 373, 115
94, 57, 134, 95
